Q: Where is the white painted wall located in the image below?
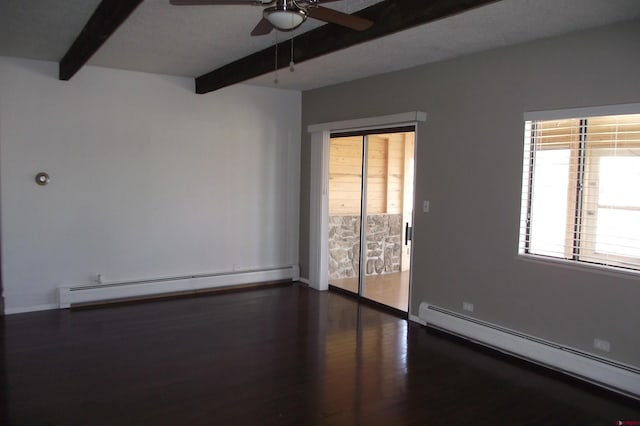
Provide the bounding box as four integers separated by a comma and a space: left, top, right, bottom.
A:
0, 57, 301, 313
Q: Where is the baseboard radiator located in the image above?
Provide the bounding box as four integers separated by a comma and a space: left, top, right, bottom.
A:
418, 302, 640, 400
58, 265, 299, 309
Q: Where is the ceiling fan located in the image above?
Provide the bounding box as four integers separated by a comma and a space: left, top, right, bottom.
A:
169, 0, 374, 35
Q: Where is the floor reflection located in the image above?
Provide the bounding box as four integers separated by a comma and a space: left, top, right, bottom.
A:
322, 293, 408, 425
2, 285, 638, 425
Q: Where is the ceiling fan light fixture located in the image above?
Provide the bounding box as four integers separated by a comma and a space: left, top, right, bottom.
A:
264, 7, 306, 31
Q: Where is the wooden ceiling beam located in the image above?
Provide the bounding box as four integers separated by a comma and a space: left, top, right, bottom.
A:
195, 0, 501, 94
59, 0, 143, 81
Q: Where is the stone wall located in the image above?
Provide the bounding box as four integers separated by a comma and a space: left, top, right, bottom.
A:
328, 214, 403, 280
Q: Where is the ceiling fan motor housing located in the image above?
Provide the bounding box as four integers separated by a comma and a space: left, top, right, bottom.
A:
262, 0, 311, 31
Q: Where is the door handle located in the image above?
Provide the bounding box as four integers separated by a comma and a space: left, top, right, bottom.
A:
405, 222, 413, 246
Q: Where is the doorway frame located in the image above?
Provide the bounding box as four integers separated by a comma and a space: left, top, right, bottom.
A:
307, 111, 426, 302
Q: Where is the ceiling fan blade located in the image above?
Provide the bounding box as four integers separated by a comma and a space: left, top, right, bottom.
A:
306, 6, 372, 31
250, 17, 275, 36
170, 0, 266, 5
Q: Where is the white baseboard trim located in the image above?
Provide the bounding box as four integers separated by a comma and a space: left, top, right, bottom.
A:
409, 314, 426, 325
419, 302, 640, 400
58, 265, 298, 309
298, 277, 310, 285
5, 303, 59, 315
291, 266, 300, 282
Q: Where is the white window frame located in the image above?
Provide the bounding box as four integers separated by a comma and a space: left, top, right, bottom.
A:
519, 103, 640, 275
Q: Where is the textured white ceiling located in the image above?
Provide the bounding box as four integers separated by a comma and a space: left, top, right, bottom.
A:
248, 0, 640, 90
90, 0, 382, 77
0, 0, 102, 61
1, 0, 639, 91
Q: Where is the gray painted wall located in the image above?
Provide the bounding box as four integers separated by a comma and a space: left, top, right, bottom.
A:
300, 20, 640, 367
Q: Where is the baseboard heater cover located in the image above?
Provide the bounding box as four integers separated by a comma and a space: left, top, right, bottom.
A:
58, 265, 299, 308
418, 302, 640, 400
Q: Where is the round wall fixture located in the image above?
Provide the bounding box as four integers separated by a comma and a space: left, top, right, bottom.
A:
35, 172, 50, 186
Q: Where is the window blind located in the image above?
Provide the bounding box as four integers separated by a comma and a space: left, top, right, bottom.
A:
519, 112, 640, 272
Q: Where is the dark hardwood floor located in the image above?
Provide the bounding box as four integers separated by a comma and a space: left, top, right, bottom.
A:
1, 284, 638, 425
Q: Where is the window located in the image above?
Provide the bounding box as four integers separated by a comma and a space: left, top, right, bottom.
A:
519, 109, 640, 272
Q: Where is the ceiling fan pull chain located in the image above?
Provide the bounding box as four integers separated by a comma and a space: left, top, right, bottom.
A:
274, 31, 279, 84
290, 37, 295, 72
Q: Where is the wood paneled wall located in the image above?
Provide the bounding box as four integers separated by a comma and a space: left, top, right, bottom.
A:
329, 136, 363, 215
329, 133, 412, 215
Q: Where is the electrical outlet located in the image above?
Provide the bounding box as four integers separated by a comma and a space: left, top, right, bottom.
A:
463, 302, 474, 313
593, 338, 610, 352
423, 200, 430, 213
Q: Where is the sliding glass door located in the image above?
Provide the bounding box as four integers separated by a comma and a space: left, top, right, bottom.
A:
327, 136, 363, 295
328, 129, 415, 312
